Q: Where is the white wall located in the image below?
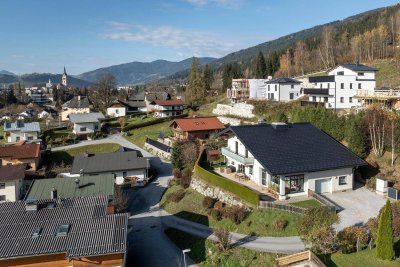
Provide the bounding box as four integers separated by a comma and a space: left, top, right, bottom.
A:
278, 84, 302, 101
8, 131, 38, 143
0, 179, 22, 202
73, 122, 101, 135
306, 167, 353, 193
107, 107, 126, 117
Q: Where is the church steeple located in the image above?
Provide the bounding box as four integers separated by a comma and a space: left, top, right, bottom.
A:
63, 66, 67, 75
61, 66, 68, 87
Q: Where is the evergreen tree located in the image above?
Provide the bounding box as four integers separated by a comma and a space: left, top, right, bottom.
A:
202, 64, 213, 93
255, 51, 267, 78
186, 57, 204, 104
171, 141, 185, 170
345, 113, 368, 158
376, 200, 394, 260
266, 51, 280, 76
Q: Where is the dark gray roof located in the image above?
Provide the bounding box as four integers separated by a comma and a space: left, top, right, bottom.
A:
145, 92, 171, 102
0, 196, 128, 260
123, 100, 147, 108
266, 77, 301, 84
309, 75, 335, 83
63, 96, 91, 108
340, 63, 377, 72
225, 123, 366, 175
128, 92, 145, 101
71, 151, 150, 174
25, 175, 115, 200
69, 112, 105, 123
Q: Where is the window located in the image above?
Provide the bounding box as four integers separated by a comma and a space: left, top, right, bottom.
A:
116, 109, 119, 114
267, 93, 270, 99
270, 93, 274, 100
0, 195, 5, 201
340, 97, 344, 103
245, 149, 248, 158
339, 176, 347, 185
275, 85, 277, 91
320, 83, 322, 89
340, 83, 344, 89
248, 166, 253, 175
327, 83, 330, 89
94, 125, 99, 130
358, 83, 362, 89
358, 72, 364, 76
312, 96, 317, 102
80, 127, 86, 132
290, 93, 294, 100
0, 183, 4, 189
268, 85, 270, 91
337, 71, 344, 75
291, 84, 294, 89
350, 83, 353, 89
324, 97, 328, 103
261, 168, 266, 185
27, 136, 33, 140
285, 174, 305, 193
349, 97, 353, 103
123, 171, 127, 178
31, 227, 42, 238
16, 137, 20, 141
235, 141, 238, 154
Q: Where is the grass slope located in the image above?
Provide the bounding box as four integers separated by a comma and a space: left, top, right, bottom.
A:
290, 199, 321, 209
164, 228, 277, 267
124, 120, 172, 147
160, 185, 300, 237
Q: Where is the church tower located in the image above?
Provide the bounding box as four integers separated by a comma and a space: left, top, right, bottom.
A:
61, 66, 68, 87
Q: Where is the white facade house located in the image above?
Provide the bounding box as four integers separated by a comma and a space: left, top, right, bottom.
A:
0, 165, 26, 202
152, 99, 184, 118
3, 121, 40, 143
227, 78, 272, 103
265, 78, 302, 101
220, 123, 366, 200
69, 112, 104, 135
106, 100, 147, 118
304, 63, 377, 110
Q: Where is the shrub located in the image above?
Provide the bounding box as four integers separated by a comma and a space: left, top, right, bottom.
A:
172, 169, 182, 179
272, 219, 289, 231
367, 217, 379, 242
337, 227, 369, 254
166, 189, 186, 203
226, 205, 247, 225
202, 196, 217, 209
376, 200, 394, 260
379, 201, 400, 239
365, 177, 376, 191
180, 167, 192, 189
210, 208, 223, 221
213, 228, 231, 252
213, 201, 225, 212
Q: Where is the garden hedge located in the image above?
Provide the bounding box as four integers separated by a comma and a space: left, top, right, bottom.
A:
194, 151, 260, 207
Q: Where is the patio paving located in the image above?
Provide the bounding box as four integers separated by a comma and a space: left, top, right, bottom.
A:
323, 184, 387, 231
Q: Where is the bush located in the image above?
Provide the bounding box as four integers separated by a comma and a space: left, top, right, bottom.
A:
272, 219, 289, 231
180, 167, 192, 189
365, 177, 376, 191
213, 201, 225, 212
210, 208, 223, 221
337, 227, 369, 254
213, 228, 231, 252
172, 169, 182, 179
166, 189, 186, 203
202, 196, 217, 209
225, 205, 247, 225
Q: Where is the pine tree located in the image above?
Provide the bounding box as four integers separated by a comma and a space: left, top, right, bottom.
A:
202, 64, 213, 93
376, 200, 394, 260
255, 51, 267, 78
186, 57, 204, 105
171, 141, 185, 170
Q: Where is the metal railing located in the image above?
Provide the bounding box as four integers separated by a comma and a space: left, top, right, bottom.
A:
259, 201, 307, 214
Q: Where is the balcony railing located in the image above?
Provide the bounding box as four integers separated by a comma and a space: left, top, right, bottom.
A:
303, 88, 330, 95
221, 147, 254, 165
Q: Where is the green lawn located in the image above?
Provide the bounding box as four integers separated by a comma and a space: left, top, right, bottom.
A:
126, 116, 158, 126
48, 129, 71, 139
325, 246, 400, 267
160, 185, 300, 237
164, 228, 277, 267
49, 143, 121, 166
124, 120, 172, 147
290, 199, 321, 209
0, 127, 5, 145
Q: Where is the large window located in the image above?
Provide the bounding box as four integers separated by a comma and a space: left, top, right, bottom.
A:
290, 93, 294, 100
248, 166, 253, 175
340, 83, 344, 89
285, 174, 304, 193
339, 176, 347, 185
0, 195, 5, 201
261, 168, 267, 185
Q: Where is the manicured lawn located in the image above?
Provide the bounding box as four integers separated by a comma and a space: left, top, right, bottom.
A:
324, 246, 400, 267
48, 129, 70, 139
125, 120, 172, 147
160, 184, 300, 237
164, 228, 277, 267
126, 116, 158, 126
290, 199, 321, 209
49, 143, 121, 166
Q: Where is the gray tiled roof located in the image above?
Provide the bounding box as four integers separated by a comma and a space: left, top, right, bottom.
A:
62, 96, 91, 108
69, 112, 105, 123
340, 63, 377, 72
71, 151, 150, 174
25, 175, 115, 200
265, 77, 301, 84
0, 196, 128, 260
4, 121, 40, 133
223, 123, 366, 175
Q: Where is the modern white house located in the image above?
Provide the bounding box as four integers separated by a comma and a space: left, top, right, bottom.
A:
219, 123, 366, 200
0, 164, 26, 202
227, 78, 273, 103
3, 121, 41, 143
265, 77, 302, 101
106, 99, 147, 118
69, 112, 104, 135
69, 150, 151, 185
303, 63, 377, 110
151, 99, 184, 117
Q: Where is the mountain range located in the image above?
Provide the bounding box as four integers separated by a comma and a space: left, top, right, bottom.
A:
0, 73, 91, 87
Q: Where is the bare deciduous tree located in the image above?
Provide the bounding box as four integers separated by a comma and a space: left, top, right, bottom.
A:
94, 73, 116, 109
213, 228, 231, 252
364, 106, 387, 157
114, 186, 129, 213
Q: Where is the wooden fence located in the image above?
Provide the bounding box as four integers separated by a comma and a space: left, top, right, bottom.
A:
275, 250, 326, 267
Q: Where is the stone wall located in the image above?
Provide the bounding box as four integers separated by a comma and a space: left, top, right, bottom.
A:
190, 177, 245, 207
217, 116, 241, 126
212, 103, 255, 118
144, 142, 171, 160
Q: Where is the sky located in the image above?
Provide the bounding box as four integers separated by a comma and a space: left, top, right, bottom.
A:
1, 0, 399, 75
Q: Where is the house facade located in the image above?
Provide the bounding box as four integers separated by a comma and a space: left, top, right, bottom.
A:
0, 164, 26, 202
107, 99, 147, 117
69, 112, 104, 135
265, 77, 302, 101
4, 121, 40, 143
170, 117, 225, 141
220, 123, 366, 200
0, 143, 41, 171
61, 95, 91, 121
152, 99, 184, 117
303, 63, 377, 110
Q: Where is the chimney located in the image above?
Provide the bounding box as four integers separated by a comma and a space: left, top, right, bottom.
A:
25, 200, 38, 213
75, 178, 80, 188
271, 122, 289, 130
50, 187, 57, 199
79, 169, 84, 176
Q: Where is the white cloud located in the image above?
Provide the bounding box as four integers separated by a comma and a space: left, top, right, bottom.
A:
107, 21, 131, 30
101, 23, 238, 58
183, 0, 243, 9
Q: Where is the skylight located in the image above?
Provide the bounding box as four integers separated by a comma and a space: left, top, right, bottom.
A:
31, 227, 42, 238
56, 224, 70, 237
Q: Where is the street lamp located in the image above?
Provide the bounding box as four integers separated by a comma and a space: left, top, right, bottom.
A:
182, 248, 191, 267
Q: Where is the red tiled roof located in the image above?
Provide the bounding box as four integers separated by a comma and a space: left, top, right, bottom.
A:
153, 99, 184, 106
0, 143, 40, 159
171, 117, 225, 132
0, 164, 26, 181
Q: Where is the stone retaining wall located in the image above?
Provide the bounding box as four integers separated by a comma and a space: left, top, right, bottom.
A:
190, 177, 245, 207
212, 103, 255, 118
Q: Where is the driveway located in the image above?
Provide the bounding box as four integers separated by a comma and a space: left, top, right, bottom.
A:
324, 185, 387, 231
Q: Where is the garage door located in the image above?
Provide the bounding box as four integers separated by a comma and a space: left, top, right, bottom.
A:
315, 178, 331, 194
